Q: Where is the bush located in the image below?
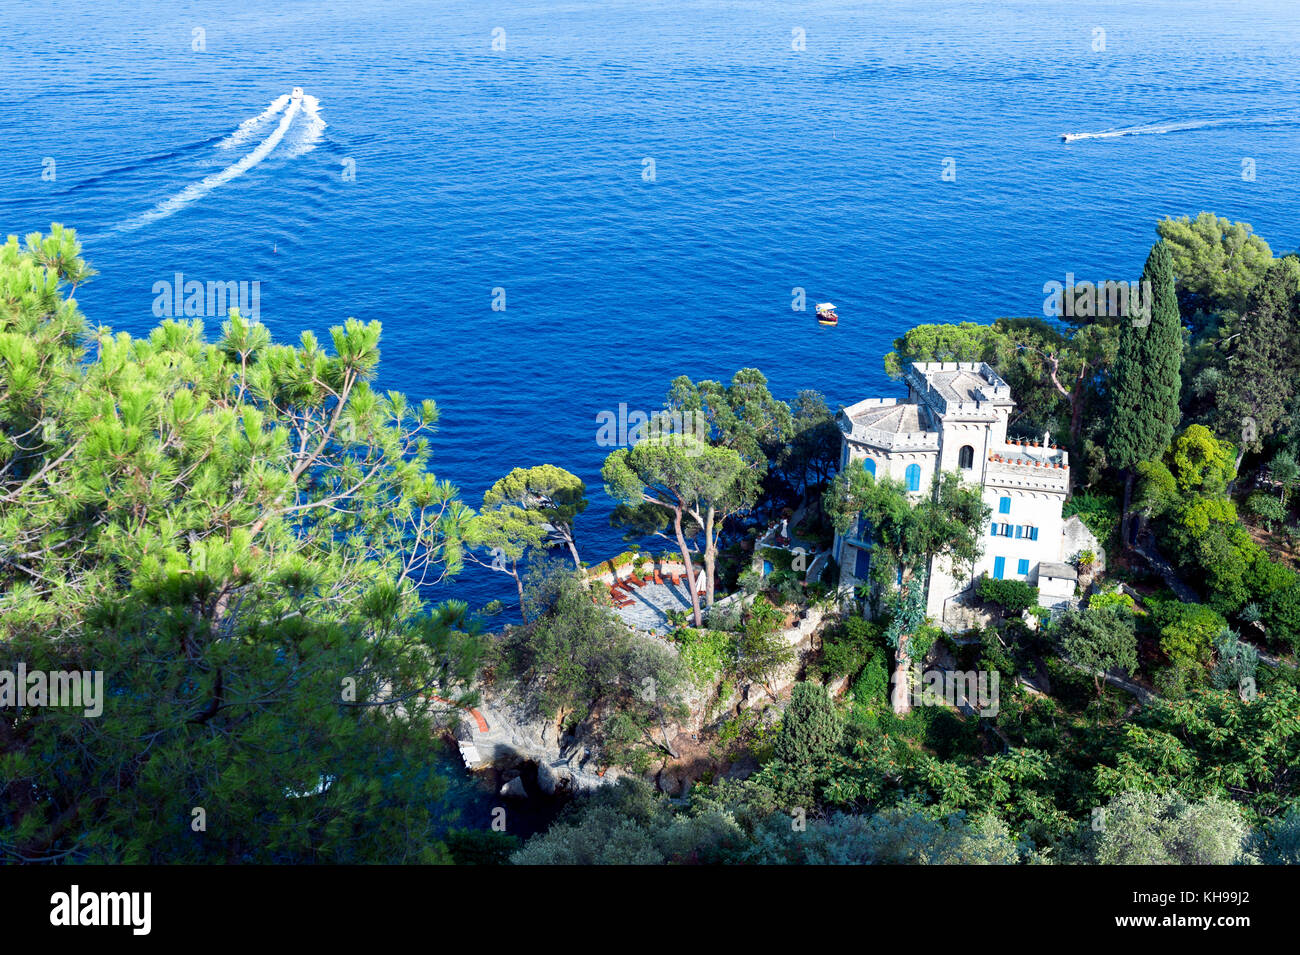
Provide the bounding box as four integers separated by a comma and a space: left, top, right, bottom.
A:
1088, 589, 1136, 614
674, 627, 735, 688
976, 575, 1037, 616
813, 616, 884, 681
1150, 599, 1224, 672
1259, 573, 1300, 654
1248, 492, 1287, 529
773, 682, 843, 766
1064, 491, 1121, 549
1211, 629, 1259, 692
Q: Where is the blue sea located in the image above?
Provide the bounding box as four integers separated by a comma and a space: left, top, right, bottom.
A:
3, 0, 1298, 616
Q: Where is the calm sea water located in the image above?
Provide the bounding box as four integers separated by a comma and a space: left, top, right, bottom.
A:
2, 0, 1298, 617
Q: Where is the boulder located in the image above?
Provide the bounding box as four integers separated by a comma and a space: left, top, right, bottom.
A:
499, 776, 527, 799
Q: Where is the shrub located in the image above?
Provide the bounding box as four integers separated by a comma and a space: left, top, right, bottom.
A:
976, 575, 1037, 616
813, 616, 884, 681
674, 627, 735, 688
1248, 492, 1286, 530
1150, 599, 1225, 672
773, 682, 843, 766
1064, 491, 1121, 549
1088, 589, 1136, 614
1262, 581, 1300, 654
1210, 628, 1259, 692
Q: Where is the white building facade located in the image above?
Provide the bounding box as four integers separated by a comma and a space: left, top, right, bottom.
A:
834, 361, 1076, 627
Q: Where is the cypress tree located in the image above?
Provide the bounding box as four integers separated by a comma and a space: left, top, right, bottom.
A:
1107, 240, 1183, 541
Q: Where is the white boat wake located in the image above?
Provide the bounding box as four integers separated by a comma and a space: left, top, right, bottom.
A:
287, 93, 326, 158
1060, 112, 1299, 143
217, 93, 292, 151
107, 89, 324, 235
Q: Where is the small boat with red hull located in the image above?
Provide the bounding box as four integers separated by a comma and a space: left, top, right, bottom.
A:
815, 302, 839, 326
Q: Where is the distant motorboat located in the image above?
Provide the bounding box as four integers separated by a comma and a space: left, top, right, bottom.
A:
1060, 132, 1085, 142
815, 302, 839, 326
291, 87, 304, 102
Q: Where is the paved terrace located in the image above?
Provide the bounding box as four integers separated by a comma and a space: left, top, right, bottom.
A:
610, 575, 701, 635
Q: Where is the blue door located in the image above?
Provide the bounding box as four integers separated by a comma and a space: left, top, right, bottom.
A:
993, 556, 1005, 579
905, 463, 921, 491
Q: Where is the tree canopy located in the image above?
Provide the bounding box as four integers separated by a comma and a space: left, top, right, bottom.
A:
2, 228, 482, 862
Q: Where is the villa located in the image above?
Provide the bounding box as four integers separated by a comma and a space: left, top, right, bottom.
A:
834, 361, 1080, 628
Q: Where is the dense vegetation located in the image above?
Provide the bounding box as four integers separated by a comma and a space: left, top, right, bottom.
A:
1, 228, 483, 862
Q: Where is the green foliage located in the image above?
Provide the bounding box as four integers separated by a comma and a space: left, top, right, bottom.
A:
510, 778, 742, 865
847, 653, 891, 730
1210, 629, 1259, 692
1057, 605, 1138, 698
602, 431, 751, 625
812, 615, 884, 681
1212, 257, 1300, 455
1, 229, 483, 863
1156, 212, 1274, 325
673, 626, 734, 689
1154, 600, 1222, 675
1087, 589, 1136, 613
479, 464, 588, 571
502, 573, 687, 769
773, 682, 843, 766
1063, 491, 1120, 549
1247, 491, 1286, 529
1255, 806, 1300, 864
778, 389, 840, 499
726, 807, 1024, 865
1269, 450, 1300, 504
732, 595, 795, 696
976, 575, 1037, 616
1079, 790, 1256, 864
445, 828, 520, 865
825, 468, 989, 702
1106, 240, 1182, 471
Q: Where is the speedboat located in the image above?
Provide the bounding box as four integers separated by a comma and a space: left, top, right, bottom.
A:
815, 302, 838, 326
291, 87, 304, 102
1060, 132, 1083, 142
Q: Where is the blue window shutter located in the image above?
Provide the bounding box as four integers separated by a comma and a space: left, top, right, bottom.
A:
863, 458, 876, 477
905, 463, 921, 492
993, 556, 1005, 579
999, 496, 1011, 514
1018, 558, 1029, 575
1015, 525, 1023, 539
854, 547, 871, 579
1030, 526, 1039, 541
1003, 523, 1012, 537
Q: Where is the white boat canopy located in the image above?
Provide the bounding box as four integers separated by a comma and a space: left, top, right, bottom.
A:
816, 302, 837, 311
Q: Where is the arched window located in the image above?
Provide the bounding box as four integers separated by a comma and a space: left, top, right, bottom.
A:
958, 444, 974, 469
905, 463, 921, 492
863, 458, 876, 478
